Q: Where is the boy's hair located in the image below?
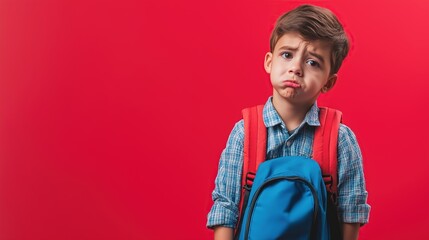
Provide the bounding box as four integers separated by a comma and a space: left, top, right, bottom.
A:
270, 4, 349, 74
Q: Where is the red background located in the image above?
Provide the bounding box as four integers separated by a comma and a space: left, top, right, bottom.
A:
1, 0, 428, 239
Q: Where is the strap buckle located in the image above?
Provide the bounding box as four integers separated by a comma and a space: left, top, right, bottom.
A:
244, 172, 256, 190
323, 174, 338, 205
322, 174, 333, 190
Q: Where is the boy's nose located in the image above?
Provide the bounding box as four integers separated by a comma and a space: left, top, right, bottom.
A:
288, 63, 303, 77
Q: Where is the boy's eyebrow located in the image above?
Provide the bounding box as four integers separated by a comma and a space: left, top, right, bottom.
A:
308, 51, 326, 63
277, 45, 299, 51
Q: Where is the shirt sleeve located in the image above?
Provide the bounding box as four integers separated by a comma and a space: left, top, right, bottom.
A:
207, 120, 244, 229
336, 124, 371, 224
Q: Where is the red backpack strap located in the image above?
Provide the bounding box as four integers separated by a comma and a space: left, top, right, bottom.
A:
237, 105, 266, 227
313, 107, 342, 196
242, 105, 267, 179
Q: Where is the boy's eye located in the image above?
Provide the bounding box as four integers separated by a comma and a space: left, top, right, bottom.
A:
306, 59, 320, 67
281, 52, 292, 59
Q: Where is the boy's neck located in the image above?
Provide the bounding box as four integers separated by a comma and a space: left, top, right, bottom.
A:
271, 96, 314, 132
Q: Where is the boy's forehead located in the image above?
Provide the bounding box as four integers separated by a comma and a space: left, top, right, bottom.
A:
275, 32, 332, 54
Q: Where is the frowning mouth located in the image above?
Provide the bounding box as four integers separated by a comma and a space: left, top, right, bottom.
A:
282, 80, 301, 88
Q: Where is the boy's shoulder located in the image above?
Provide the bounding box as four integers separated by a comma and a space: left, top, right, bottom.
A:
338, 123, 360, 146
226, 119, 245, 144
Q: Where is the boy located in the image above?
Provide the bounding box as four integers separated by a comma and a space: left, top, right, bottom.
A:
207, 4, 370, 240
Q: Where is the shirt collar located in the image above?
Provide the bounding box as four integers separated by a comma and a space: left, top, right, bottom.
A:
262, 97, 320, 128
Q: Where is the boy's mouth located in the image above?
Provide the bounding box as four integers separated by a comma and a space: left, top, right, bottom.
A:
282, 80, 301, 88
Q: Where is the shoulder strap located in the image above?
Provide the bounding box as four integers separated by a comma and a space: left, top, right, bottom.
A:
236, 105, 266, 235
313, 107, 342, 195
242, 105, 267, 180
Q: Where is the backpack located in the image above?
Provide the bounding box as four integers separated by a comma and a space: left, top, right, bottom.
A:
234, 105, 343, 240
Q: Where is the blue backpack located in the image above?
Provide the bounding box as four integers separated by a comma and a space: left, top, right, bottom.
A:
234, 105, 342, 240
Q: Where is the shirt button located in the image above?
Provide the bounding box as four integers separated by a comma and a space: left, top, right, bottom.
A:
286, 141, 292, 147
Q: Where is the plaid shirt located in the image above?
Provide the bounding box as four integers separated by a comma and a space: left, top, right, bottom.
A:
207, 97, 370, 228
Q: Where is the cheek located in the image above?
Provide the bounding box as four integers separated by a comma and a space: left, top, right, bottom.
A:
271, 62, 288, 76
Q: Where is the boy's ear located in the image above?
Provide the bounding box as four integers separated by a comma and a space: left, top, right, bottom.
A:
322, 74, 337, 93
264, 52, 273, 74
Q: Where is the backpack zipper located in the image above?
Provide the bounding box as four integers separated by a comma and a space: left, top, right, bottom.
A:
244, 176, 319, 240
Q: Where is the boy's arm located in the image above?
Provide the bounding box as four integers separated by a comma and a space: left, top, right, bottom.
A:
336, 125, 371, 229
207, 121, 245, 232
342, 223, 360, 240
214, 226, 234, 240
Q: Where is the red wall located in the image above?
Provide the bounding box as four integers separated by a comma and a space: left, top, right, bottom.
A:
1, 0, 428, 239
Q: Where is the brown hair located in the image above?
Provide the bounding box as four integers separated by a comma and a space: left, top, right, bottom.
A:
270, 5, 349, 74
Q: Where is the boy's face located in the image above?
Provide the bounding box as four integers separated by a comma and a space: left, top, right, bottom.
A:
264, 32, 337, 107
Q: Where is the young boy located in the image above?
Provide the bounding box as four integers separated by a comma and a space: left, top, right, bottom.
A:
207, 4, 370, 240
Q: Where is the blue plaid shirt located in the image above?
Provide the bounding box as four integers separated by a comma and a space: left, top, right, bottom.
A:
207, 97, 370, 228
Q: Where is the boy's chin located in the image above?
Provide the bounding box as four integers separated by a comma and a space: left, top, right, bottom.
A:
277, 88, 299, 99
